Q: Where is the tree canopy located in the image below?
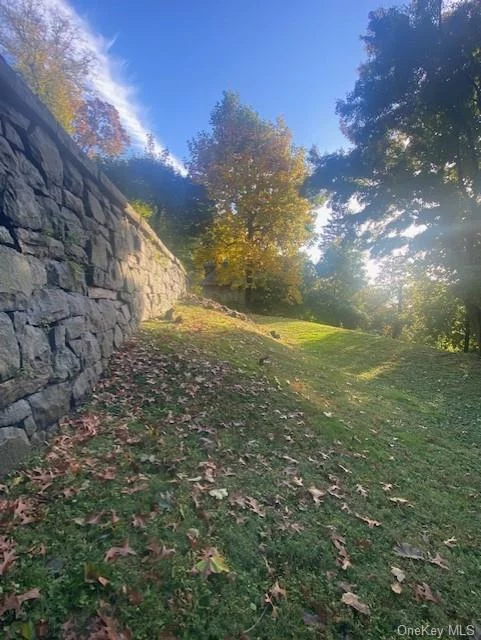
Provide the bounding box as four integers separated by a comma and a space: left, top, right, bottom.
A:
189, 91, 315, 307
307, 0, 481, 348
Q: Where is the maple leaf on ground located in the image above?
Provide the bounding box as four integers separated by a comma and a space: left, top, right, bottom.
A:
308, 485, 326, 504
0, 549, 16, 576
145, 540, 176, 561
104, 542, 137, 563
356, 484, 368, 497
443, 536, 457, 548
268, 580, 287, 601
381, 483, 393, 492
330, 531, 352, 570
191, 547, 230, 578
132, 514, 147, 529
414, 582, 441, 604
0, 588, 41, 617
245, 496, 265, 517
391, 582, 403, 594
429, 553, 449, 570
328, 484, 345, 500
341, 592, 370, 615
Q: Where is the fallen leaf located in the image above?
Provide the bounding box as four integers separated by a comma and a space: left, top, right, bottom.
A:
356, 484, 368, 497
269, 580, 287, 601
145, 540, 175, 561
208, 488, 228, 500
391, 566, 406, 582
0, 549, 16, 576
389, 497, 412, 506
0, 588, 41, 617
414, 582, 441, 604
308, 485, 326, 504
328, 484, 345, 499
104, 542, 137, 563
429, 553, 449, 570
341, 591, 370, 615
354, 512, 381, 528
391, 582, 403, 594
192, 547, 230, 578
443, 537, 457, 548
381, 483, 393, 492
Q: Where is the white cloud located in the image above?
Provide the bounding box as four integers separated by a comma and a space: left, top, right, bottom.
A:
44, 0, 186, 174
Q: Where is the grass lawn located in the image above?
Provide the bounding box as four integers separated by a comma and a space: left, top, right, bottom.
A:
1, 301, 480, 639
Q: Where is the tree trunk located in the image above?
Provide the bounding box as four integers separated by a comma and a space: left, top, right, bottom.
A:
244, 267, 254, 309
463, 311, 471, 353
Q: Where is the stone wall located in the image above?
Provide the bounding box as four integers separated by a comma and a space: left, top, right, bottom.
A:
0, 55, 186, 473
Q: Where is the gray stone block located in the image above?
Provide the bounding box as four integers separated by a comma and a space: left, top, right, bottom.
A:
0, 400, 31, 427
27, 288, 71, 325
53, 346, 80, 381
85, 191, 105, 225
28, 382, 71, 429
3, 177, 43, 230
0, 226, 14, 246
0, 427, 31, 475
29, 125, 64, 186
0, 312, 20, 382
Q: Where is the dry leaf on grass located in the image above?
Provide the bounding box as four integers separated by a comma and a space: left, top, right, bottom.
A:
104, 542, 137, 563
308, 486, 326, 504
414, 582, 441, 604
341, 592, 370, 615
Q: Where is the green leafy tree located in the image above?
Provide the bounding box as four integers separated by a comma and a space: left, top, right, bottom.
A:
189, 91, 315, 308
307, 0, 481, 350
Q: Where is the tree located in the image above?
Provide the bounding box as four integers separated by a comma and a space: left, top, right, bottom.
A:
189, 91, 314, 308
307, 0, 481, 350
0, 0, 91, 132
73, 97, 130, 158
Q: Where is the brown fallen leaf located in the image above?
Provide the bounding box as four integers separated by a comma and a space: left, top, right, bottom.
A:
429, 553, 449, 570
191, 547, 230, 578
341, 591, 370, 615
356, 484, 368, 497
354, 512, 381, 528
443, 536, 457, 548
104, 542, 137, 563
0, 587, 41, 617
132, 514, 147, 529
381, 483, 393, 492
389, 497, 413, 506
0, 549, 16, 576
328, 484, 346, 499
308, 485, 326, 505
414, 582, 441, 604
391, 566, 406, 583
145, 540, 176, 561
269, 580, 287, 601
391, 582, 403, 594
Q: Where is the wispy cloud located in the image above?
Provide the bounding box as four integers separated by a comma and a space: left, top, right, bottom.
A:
44, 0, 186, 174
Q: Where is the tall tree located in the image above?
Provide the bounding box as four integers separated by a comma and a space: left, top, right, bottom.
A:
189, 91, 314, 308
0, 0, 91, 131
307, 0, 481, 350
73, 97, 130, 158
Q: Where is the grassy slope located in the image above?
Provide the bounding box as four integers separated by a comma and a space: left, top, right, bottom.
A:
1, 303, 480, 639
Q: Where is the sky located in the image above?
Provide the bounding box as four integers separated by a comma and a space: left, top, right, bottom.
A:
44, 0, 402, 272
61, 0, 402, 166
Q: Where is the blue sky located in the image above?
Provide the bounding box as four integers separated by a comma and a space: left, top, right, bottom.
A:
67, 0, 401, 165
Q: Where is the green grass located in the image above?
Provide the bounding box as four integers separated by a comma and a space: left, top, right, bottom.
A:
1, 302, 480, 639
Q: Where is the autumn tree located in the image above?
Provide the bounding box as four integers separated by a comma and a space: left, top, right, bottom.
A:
0, 0, 91, 131
307, 0, 481, 351
189, 91, 314, 308
73, 97, 130, 158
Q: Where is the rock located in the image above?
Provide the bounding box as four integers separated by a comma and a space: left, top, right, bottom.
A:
0, 427, 31, 475
60, 316, 85, 341
16, 228, 65, 260
69, 332, 101, 366
46, 260, 85, 292
72, 367, 97, 405
85, 191, 106, 225
53, 347, 80, 381
113, 324, 123, 348
4, 120, 24, 150
28, 125, 63, 186
22, 416, 37, 437
0, 226, 14, 245
0, 245, 36, 310
88, 235, 110, 270
0, 374, 48, 411
0, 312, 21, 382
0, 400, 31, 427
99, 329, 114, 359
27, 288, 71, 325
3, 177, 43, 230
20, 325, 52, 378
63, 162, 83, 196
28, 382, 71, 429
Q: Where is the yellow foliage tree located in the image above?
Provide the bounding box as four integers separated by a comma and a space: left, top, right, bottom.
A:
0, 0, 92, 132
189, 92, 314, 308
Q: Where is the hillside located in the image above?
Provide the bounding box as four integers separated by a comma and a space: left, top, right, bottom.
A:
1, 302, 480, 639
